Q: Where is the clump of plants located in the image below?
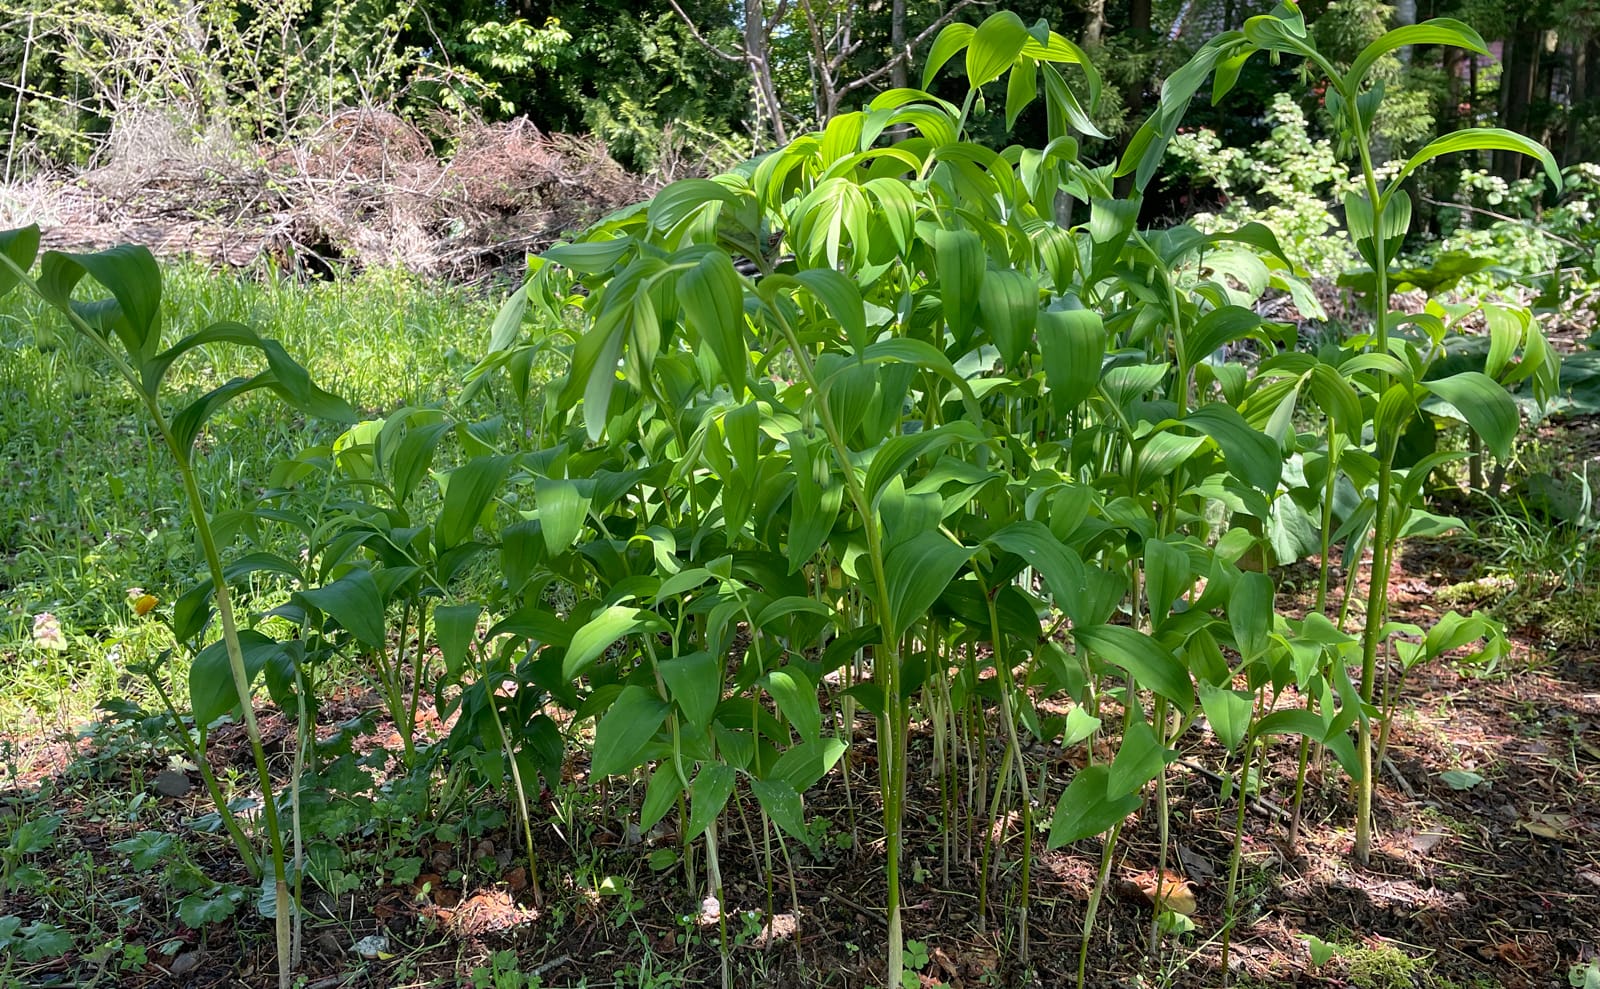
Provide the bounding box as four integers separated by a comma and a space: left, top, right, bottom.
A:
0, 3, 1564, 988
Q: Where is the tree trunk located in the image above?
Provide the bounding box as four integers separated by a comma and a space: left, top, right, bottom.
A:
1496, 22, 1541, 179
1084, 0, 1106, 47
891, 0, 908, 90
745, 0, 788, 146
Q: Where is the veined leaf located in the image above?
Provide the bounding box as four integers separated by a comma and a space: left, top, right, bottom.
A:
190, 631, 282, 725
677, 249, 748, 396
1421, 371, 1518, 460
1038, 308, 1104, 414
1199, 684, 1254, 751
935, 228, 985, 349
589, 685, 669, 777
1349, 20, 1487, 89
296, 569, 387, 651
0, 225, 40, 298
563, 606, 667, 681
434, 604, 482, 680
1048, 764, 1141, 846
1075, 624, 1193, 712
1392, 128, 1561, 193
884, 531, 974, 640
534, 475, 591, 557
660, 651, 721, 732
967, 11, 1032, 89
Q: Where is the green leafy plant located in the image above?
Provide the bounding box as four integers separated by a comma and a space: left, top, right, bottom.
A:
0, 229, 355, 989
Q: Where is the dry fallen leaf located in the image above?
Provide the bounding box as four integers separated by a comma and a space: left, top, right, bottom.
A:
1136, 871, 1197, 916
1519, 811, 1575, 841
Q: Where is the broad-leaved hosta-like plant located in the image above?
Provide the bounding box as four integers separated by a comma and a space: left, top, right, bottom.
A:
472, 4, 1559, 987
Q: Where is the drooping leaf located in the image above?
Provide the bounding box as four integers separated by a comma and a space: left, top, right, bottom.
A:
686, 763, 737, 841
190, 631, 282, 725
1074, 624, 1193, 712
563, 606, 667, 681
433, 604, 482, 679
1421, 371, 1518, 460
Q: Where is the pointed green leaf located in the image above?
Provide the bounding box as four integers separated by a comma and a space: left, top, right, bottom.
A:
1199, 684, 1255, 750
1048, 764, 1141, 847
1074, 624, 1193, 712
434, 604, 482, 679
1392, 128, 1561, 193
686, 763, 737, 841
563, 606, 667, 681
534, 475, 591, 557
1421, 371, 1518, 460
764, 668, 821, 743
884, 531, 975, 640
1350, 20, 1487, 89
590, 685, 670, 777
296, 569, 387, 650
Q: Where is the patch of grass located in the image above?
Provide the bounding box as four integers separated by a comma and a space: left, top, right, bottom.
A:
0, 260, 507, 730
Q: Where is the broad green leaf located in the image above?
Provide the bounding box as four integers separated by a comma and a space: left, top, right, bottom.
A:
1060, 706, 1101, 746
589, 685, 670, 777
750, 778, 810, 848
640, 763, 683, 831
987, 521, 1088, 622
433, 604, 482, 679
1228, 571, 1274, 660
1184, 403, 1281, 492
967, 11, 1032, 89
768, 736, 848, 792
1421, 371, 1518, 460
923, 22, 977, 88
1038, 309, 1104, 414
1183, 306, 1264, 367
1142, 538, 1188, 629
884, 531, 975, 640
977, 269, 1038, 368
534, 476, 591, 557
935, 228, 985, 349
1107, 720, 1171, 797
764, 668, 821, 743
296, 569, 387, 650
1048, 764, 1141, 847
1391, 128, 1561, 193
794, 268, 869, 350
436, 455, 512, 549
0, 225, 40, 298
687, 763, 737, 841
1075, 624, 1193, 712
660, 651, 721, 732
677, 249, 748, 395
1349, 20, 1486, 89
1254, 708, 1326, 740
542, 238, 635, 274
1199, 684, 1255, 750
190, 630, 282, 725
563, 606, 667, 681
39, 245, 162, 360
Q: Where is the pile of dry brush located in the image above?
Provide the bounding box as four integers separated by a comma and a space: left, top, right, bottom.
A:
0, 109, 650, 279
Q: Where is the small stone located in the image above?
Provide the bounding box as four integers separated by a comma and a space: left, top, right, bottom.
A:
153, 770, 192, 798
169, 952, 201, 976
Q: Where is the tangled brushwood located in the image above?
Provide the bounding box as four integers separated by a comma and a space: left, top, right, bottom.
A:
0, 109, 648, 279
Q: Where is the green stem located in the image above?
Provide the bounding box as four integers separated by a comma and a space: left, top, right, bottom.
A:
769, 307, 906, 989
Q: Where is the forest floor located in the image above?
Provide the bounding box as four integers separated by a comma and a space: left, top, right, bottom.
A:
3, 524, 1598, 989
